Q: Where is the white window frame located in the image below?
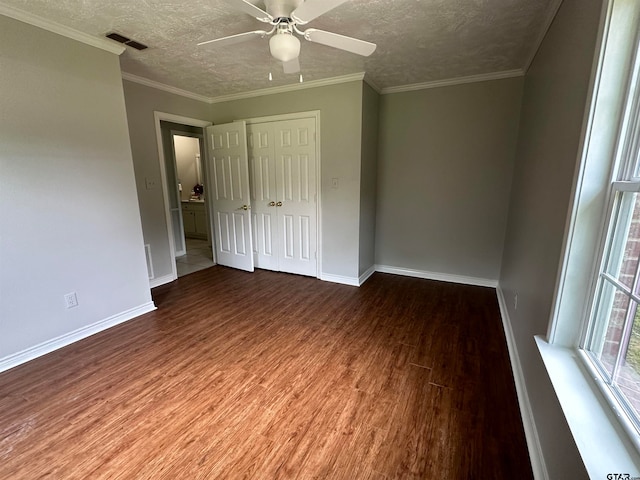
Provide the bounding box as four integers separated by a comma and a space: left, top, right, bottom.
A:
542, 0, 640, 476
579, 17, 640, 448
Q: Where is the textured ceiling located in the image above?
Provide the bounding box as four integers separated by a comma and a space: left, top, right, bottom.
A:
1, 0, 555, 98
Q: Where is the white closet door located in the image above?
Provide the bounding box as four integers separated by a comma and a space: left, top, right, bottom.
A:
247, 123, 278, 271
206, 121, 254, 272
274, 118, 317, 277
245, 116, 317, 277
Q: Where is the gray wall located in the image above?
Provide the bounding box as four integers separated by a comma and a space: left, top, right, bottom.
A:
122, 80, 211, 281
498, 0, 604, 477
209, 81, 365, 279
375, 78, 523, 282
0, 17, 152, 359
358, 82, 380, 277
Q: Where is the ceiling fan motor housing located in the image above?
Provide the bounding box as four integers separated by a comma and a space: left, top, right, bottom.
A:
264, 0, 303, 19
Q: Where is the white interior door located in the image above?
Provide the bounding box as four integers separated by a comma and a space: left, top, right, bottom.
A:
274, 118, 317, 276
206, 121, 254, 272
248, 123, 278, 271
247, 117, 317, 277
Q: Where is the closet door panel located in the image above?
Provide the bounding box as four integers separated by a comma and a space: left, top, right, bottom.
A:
274, 118, 317, 277
247, 123, 278, 271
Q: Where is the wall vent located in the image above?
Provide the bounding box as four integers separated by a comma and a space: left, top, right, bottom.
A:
125, 40, 148, 51
105, 32, 148, 51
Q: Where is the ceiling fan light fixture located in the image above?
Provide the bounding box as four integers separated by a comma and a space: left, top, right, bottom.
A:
269, 33, 301, 63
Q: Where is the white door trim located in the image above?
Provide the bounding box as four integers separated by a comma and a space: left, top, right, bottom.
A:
244, 111, 320, 125
243, 110, 322, 279
153, 112, 212, 283
169, 130, 189, 257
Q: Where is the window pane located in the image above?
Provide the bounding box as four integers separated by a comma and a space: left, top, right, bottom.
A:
588, 279, 631, 378
615, 302, 640, 417
605, 192, 640, 289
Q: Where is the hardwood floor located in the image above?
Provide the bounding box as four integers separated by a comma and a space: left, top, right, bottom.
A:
0, 267, 532, 479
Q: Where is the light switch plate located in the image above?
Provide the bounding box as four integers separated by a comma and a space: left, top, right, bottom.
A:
145, 177, 158, 190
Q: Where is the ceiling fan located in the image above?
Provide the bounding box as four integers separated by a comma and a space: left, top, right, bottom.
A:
198, 0, 376, 74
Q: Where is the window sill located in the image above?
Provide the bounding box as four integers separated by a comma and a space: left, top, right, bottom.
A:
535, 336, 640, 478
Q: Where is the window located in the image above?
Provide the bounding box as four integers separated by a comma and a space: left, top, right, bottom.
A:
583, 25, 640, 438
541, 1, 640, 473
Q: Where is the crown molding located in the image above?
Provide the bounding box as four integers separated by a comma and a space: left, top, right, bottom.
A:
524, 0, 564, 72
363, 74, 382, 94
121, 68, 525, 104
379, 69, 525, 94
121, 71, 367, 105
208, 72, 366, 104
121, 72, 212, 103
0, 2, 125, 55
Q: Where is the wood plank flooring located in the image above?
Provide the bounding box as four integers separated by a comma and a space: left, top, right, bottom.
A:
0, 267, 532, 479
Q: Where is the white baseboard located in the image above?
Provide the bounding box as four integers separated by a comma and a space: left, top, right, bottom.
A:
375, 264, 498, 288
358, 265, 376, 286
320, 273, 360, 287
319, 266, 376, 287
321, 265, 498, 289
0, 301, 157, 374
150, 273, 175, 288
496, 287, 548, 480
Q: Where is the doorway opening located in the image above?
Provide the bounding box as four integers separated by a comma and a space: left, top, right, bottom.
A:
171, 132, 215, 277
153, 112, 213, 283
177, 238, 214, 277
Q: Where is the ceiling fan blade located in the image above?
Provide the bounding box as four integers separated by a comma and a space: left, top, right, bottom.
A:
282, 57, 300, 74
197, 30, 269, 47
302, 29, 376, 56
224, 0, 273, 22
291, 0, 349, 24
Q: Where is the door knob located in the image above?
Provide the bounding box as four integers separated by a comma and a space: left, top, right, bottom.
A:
239, 204, 251, 211
268, 201, 276, 207
276, 201, 283, 207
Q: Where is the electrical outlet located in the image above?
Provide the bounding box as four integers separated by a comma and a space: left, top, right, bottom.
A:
64, 292, 78, 309
331, 177, 339, 189
514, 293, 518, 311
